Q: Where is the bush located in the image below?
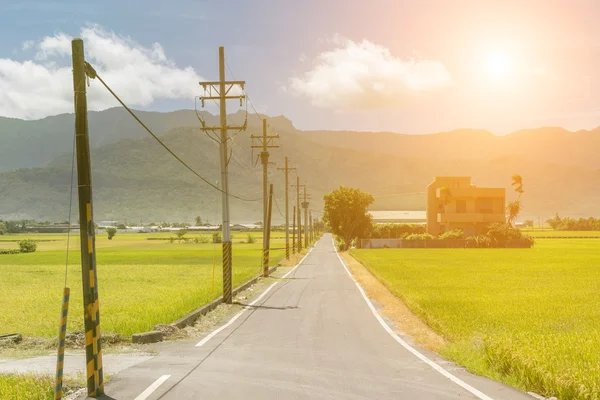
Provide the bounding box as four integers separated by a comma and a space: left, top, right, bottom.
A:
439, 229, 464, 240
212, 232, 222, 244
486, 223, 522, 246
405, 233, 434, 241
18, 240, 37, 253
465, 235, 493, 248
522, 235, 536, 247
0, 249, 21, 255
247, 234, 256, 244
106, 227, 117, 240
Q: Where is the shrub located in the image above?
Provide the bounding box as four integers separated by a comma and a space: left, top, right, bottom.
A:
247, 234, 256, 244
465, 235, 492, 248
169, 237, 175, 244
439, 229, 464, 240
522, 235, 536, 247
486, 223, 521, 246
106, 227, 117, 240
405, 233, 434, 241
18, 240, 37, 253
0, 249, 21, 255
212, 232, 222, 244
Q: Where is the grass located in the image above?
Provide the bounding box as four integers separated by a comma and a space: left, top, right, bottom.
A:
350, 239, 600, 400
0, 231, 286, 338
0, 374, 55, 400
0, 373, 85, 400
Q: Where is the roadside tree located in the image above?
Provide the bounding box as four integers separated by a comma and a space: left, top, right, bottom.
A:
323, 186, 374, 250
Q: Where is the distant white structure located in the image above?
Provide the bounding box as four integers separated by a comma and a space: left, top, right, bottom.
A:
368, 210, 427, 224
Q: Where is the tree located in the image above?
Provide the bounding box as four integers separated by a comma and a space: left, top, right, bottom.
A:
523, 220, 534, 228
323, 186, 374, 250
195, 216, 202, 226
106, 227, 117, 240
175, 228, 188, 242
0, 221, 5, 235
116, 223, 126, 229
507, 175, 524, 226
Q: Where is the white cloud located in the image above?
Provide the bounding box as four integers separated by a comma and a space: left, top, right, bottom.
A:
289, 38, 453, 110
0, 25, 203, 119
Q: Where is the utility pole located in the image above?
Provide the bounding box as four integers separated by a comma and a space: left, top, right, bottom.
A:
292, 177, 305, 252
251, 119, 279, 275
303, 186, 309, 249
72, 38, 103, 397
277, 157, 295, 259
292, 206, 296, 255
198, 47, 247, 304
264, 184, 274, 277
309, 211, 313, 243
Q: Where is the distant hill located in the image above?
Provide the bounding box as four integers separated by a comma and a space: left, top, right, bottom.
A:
1, 108, 600, 222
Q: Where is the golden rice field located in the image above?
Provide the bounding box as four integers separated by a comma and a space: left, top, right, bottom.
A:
350, 239, 600, 400
0, 231, 287, 338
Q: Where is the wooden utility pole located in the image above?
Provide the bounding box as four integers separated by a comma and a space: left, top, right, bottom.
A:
303, 186, 309, 249
292, 206, 296, 255
264, 184, 274, 276
277, 157, 295, 259
251, 119, 279, 275
198, 47, 247, 303
71, 38, 103, 397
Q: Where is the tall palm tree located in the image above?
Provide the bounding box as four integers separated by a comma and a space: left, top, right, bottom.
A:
507, 175, 524, 226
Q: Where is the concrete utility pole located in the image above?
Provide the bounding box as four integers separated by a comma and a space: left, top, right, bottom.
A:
292, 206, 296, 255
292, 177, 305, 252
71, 38, 103, 397
309, 211, 313, 243
264, 184, 274, 277
303, 186, 310, 249
198, 47, 247, 304
277, 157, 295, 259
251, 119, 279, 275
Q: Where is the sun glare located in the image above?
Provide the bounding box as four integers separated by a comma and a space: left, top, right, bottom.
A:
485, 51, 512, 79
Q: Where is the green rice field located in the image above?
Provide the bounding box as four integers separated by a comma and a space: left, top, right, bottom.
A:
350, 239, 600, 400
0, 231, 287, 338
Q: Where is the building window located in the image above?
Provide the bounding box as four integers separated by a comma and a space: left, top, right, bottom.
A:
478, 198, 493, 213
456, 200, 466, 213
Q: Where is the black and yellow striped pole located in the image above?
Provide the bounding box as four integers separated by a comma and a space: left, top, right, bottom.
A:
54, 287, 70, 400
72, 38, 104, 397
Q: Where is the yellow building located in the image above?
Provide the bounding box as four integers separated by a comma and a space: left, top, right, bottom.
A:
426, 177, 505, 237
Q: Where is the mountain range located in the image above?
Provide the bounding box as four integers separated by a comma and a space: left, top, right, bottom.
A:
1, 107, 599, 223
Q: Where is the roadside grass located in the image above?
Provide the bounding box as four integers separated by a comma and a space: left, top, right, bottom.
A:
0, 373, 85, 400
0, 232, 285, 338
350, 239, 600, 400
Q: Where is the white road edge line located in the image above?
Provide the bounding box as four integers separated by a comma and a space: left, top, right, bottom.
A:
333, 237, 495, 400
134, 374, 171, 400
195, 248, 314, 347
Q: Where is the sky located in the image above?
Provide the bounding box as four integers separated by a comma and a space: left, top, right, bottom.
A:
1, 0, 600, 134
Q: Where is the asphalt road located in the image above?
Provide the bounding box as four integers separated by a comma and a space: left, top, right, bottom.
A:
93, 234, 532, 400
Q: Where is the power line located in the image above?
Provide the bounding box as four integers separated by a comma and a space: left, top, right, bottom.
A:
85, 62, 260, 203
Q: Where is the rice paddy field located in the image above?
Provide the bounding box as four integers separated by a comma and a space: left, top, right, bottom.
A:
0, 231, 287, 338
350, 239, 600, 399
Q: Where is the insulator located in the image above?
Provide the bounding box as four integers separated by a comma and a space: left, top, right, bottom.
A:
201, 99, 205, 107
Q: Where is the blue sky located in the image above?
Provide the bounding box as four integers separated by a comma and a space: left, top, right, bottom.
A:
1, 0, 600, 134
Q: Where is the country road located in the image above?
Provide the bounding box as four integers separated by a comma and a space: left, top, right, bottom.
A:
90, 234, 531, 400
